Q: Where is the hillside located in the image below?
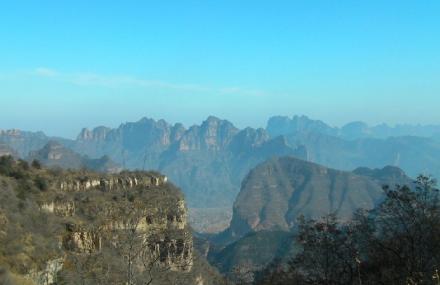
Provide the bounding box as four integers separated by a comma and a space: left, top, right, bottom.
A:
225, 156, 412, 240
0, 156, 224, 285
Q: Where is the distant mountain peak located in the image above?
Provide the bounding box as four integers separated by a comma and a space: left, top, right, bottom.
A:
205, 115, 222, 122
267, 115, 337, 138
201, 116, 236, 129
77, 126, 111, 141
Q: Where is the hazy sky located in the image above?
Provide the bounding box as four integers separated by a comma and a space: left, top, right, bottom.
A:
0, 1, 439, 138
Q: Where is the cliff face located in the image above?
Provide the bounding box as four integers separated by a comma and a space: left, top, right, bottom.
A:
0, 157, 223, 285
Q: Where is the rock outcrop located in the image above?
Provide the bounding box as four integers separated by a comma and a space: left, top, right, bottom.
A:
0, 158, 223, 285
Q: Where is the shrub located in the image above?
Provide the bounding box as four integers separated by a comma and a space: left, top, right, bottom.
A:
34, 176, 49, 191
31, 160, 41, 169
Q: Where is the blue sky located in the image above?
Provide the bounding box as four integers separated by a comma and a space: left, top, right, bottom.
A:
0, 1, 439, 138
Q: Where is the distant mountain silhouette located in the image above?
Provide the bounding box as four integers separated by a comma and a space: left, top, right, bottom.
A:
0, 129, 54, 157
28, 141, 121, 173
267, 115, 440, 139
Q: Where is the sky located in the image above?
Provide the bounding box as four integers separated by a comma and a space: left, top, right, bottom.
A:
0, 0, 439, 138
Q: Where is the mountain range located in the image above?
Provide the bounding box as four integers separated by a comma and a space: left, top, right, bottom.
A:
267, 115, 440, 139
1, 115, 439, 212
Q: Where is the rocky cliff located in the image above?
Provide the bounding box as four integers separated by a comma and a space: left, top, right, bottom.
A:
0, 156, 223, 285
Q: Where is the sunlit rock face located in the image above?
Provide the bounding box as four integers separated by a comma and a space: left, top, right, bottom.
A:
38, 172, 194, 275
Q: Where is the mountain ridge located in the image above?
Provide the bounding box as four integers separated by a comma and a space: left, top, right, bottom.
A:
2, 115, 440, 211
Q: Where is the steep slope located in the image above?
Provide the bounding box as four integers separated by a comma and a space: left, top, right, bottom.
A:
208, 231, 294, 275
0, 156, 224, 285
227, 156, 412, 240
27, 141, 121, 173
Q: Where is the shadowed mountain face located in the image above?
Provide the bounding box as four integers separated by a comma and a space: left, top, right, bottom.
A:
226, 156, 412, 241
28, 141, 121, 173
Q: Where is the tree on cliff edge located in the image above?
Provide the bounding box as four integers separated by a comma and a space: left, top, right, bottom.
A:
256, 175, 440, 285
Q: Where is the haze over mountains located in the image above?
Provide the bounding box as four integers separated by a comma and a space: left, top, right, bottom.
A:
208, 156, 414, 276
28, 141, 121, 173
267, 115, 440, 139
1, 115, 440, 211
1, 115, 438, 282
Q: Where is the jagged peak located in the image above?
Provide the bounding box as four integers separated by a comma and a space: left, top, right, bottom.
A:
136, 116, 169, 126
205, 115, 221, 122
201, 116, 235, 127
77, 126, 111, 141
